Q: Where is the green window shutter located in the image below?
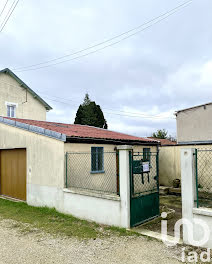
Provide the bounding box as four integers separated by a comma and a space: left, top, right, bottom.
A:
97, 147, 104, 171
91, 147, 97, 171
143, 148, 150, 162
91, 147, 104, 172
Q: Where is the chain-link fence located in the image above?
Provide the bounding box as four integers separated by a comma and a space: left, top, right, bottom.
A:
195, 149, 212, 208
65, 151, 119, 195
131, 152, 159, 197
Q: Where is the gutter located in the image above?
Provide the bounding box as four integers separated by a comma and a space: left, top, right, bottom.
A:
66, 136, 159, 146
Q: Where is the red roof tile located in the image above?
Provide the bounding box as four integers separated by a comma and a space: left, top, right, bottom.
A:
148, 137, 177, 146
5, 117, 159, 144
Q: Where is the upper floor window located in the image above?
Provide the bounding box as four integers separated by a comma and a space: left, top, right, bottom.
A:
91, 147, 104, 173
7, 104, 16, 118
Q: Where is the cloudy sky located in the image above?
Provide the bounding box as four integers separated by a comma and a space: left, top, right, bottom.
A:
0, 0, 212, 137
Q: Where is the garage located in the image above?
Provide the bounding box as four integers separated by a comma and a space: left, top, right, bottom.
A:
0, 148, 26, 201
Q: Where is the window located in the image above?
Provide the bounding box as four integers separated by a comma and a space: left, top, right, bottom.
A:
91, 147, 104, 173
143, 148, 151, 162
7, 105, 16, 118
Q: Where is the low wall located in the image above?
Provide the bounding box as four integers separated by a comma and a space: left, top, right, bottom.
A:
27, 183, 123, 227
63, 189, 122, 227
192, 208, 212, 248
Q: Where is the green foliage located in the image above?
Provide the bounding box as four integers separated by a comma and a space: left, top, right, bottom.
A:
152, 129, 168, 139
82, 93, 91, 106
151, 129, 176, 141
74, 94, 108, 129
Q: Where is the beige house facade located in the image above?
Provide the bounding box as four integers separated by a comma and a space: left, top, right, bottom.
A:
176, 102, 212, 144
159, 102, 212, 187
0, 68, 52, 121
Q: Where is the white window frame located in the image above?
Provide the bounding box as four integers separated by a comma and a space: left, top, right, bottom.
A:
5, 101, 18, 118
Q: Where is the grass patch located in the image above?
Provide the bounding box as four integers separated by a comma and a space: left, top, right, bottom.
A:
0, 198, 136, 239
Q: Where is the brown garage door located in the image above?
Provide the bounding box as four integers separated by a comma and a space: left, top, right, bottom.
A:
0, 149, 26, 201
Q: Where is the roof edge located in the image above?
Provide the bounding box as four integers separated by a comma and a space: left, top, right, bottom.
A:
0, 116, 66, 142
175, 102, 212, 115
73, 123, 159, 142
0, 68, 52, 110
66, 135, 159, 145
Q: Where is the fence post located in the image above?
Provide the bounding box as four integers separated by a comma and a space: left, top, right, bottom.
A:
195, 149, 199, 208
181, 148, 196, 243
117, 145, 133, 229
65, 152, 68, 188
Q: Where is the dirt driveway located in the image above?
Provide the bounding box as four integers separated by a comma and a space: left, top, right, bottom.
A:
0, 219, 182, 264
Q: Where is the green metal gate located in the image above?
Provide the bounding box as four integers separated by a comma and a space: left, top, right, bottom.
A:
130, 151, 160, 227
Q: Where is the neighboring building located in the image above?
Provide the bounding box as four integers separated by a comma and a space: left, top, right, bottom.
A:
159, 102, 212, 187
175, 102, 212, 144
0, 68, 52, 121
0, 116, 159, 227
148, 137, 177, 146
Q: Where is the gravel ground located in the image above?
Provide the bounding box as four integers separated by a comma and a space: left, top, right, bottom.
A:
0, 220, 182, 264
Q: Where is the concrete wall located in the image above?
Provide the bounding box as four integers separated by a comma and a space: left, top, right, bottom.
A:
181, 148, 212, 248
0, 73, 47, 120
176, 104, 212, 143
0, 122, 65, 208
159, 146, 181, 186
159, 144, 212, 187
63, 189, 122, 227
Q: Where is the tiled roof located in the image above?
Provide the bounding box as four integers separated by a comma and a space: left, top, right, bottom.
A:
148, 137, 177, 146
6, 117, 159, 144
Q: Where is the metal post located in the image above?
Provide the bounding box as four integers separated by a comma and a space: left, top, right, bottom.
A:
116, 151, 120, 195
156, 151, 159, 191
195, 149, 199, 208
65, 152, 68, 188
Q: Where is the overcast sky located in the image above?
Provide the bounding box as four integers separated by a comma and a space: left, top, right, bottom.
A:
0, 0, 212, 137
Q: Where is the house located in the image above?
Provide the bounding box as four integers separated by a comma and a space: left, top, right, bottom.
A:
0, 116, 159, 227
175, 102, 212, 144
159, 102, 212, 187
0, 68, 52, 120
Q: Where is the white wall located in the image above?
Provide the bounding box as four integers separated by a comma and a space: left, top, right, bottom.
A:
63, 189, 122, 226
0, 122, 65, 215
177, 104, 212, 143
181, 148, 212, 248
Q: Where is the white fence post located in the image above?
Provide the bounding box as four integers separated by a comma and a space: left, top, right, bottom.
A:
181, 148, 196, 243
117, 145, 133, 228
